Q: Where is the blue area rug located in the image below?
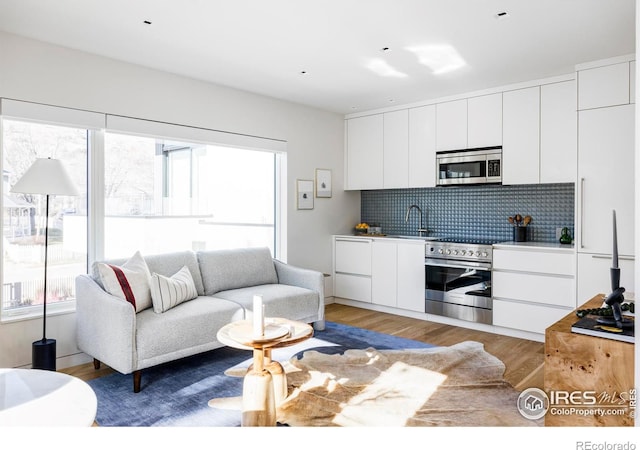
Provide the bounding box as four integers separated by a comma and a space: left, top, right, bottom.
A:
87, 321, 433, 427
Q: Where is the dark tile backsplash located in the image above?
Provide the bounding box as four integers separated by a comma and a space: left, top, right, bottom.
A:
361, 183, 575, 243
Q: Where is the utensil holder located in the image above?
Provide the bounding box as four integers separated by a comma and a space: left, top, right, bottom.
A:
514, 226, 527, 242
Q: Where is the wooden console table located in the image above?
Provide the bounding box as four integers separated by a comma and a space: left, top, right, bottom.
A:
544, 294, 635, 426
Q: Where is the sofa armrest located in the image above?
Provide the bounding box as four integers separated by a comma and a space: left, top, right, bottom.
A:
75, 274, 137, 374
273, 259, 325, 323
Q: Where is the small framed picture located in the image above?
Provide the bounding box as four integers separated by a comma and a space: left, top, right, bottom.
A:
296, 179, 314, 210
315, 169, 332, 198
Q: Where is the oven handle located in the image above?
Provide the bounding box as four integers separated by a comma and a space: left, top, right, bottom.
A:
425, 259, 491, 271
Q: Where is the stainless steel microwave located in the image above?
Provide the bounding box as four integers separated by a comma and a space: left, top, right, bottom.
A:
436, 147, 502, 186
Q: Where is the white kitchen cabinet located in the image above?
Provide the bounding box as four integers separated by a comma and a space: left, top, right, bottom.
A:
578, 62, 630, 110
436, 99, 467, 151
577, 104, 635, 256
408, 105, 436, 187
396, 242, 426, 312
334, 236, 425, 312
540, 80, 577, 183
372, 240, 397, 307
334, 238, 373, 302
345, 114, 383, 190
383, 110, 409, 189
467, 93, 502, 148
492, 246, 576, 335
502, 86, 540, 185
576, 253, 635, 303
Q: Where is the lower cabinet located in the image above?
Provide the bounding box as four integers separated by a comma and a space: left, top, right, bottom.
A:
492, 245, 576, 335
576, 252, 635, 302
334, 236, 425, 313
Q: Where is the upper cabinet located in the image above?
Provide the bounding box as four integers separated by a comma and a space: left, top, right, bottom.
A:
540, 80, 577, 183
578, 61, 631, 110
383, 109, 409, 189
345, 114, 383, 190
408, 105, 436, 188
467, 93, 502, 148
502, 86, 540, 185
435, 99, 467, 151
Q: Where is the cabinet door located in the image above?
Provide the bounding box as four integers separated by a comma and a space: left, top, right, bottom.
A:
436, 99, 467, 151
408, 105, 436, 187
540, 80, 577, 183
334, 273, 372, 303
383, 110, 409, 189
345, 115, 383, 190
577, 105, 635, 255
467, 93, 502, 148
335, 239, 372, 275
397, 242, 426, 312
502, 86, 540, 185
578, 62, 630, 110
577, 253, 635, 303
372, 240, 397, 307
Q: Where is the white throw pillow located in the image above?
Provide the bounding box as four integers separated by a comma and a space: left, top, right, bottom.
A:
97, 251, 152, 313
150, 265, 198, 313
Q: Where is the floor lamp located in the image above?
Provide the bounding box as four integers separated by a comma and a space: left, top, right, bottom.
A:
11, 157, 79, 371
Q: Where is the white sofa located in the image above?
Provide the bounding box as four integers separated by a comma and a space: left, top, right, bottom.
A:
75, 247, 325, 392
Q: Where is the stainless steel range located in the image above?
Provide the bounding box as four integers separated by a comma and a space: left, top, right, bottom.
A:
424, 239, 494, 325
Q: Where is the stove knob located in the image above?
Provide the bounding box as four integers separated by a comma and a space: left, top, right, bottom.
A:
446, 249, 451, 255
460, 250, 466, 256
475, 251, 480, 257
468, 249, 474, 255
452, 250, 458, 255
438, 248, 443, 254
482, 251, 488, 257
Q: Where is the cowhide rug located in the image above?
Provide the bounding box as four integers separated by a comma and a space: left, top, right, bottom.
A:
276, 341, 541, 427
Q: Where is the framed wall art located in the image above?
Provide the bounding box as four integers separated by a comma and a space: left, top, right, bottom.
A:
315, 168, 332, 198
296, 179, 314, 210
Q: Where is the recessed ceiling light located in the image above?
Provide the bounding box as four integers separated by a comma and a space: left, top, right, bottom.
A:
495, 11, 509, 20
380, 47, 391, 53
143, 20, 152, 25
299, 70, 308, 75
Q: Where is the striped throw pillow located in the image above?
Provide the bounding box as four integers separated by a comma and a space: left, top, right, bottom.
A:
150, 265, 198, 313
97, 251, 152, 312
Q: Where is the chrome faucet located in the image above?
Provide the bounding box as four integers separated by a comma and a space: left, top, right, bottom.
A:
405, 204, 428, 237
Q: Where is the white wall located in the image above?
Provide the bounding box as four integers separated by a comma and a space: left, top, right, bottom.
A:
0, 31, 360, 368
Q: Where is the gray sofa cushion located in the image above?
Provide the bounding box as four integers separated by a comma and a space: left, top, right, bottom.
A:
214, 284, 319, 322
197, 247, 278, 295
135, 296, 243, 365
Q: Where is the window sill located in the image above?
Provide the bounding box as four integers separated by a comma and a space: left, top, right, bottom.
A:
1, 302, 76, 324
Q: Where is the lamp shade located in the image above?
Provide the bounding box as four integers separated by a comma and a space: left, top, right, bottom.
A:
11, 158, 79, 196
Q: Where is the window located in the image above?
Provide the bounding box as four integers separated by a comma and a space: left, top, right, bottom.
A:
103, 132, 278, 258
1, 119, 88, 317
0, 102, 285, 320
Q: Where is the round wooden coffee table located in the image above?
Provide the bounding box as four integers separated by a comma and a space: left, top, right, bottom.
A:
213, 318, 313, 426
0, 368, 97, 426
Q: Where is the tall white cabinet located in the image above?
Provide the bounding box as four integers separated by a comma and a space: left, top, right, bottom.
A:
576, 57, 635, 300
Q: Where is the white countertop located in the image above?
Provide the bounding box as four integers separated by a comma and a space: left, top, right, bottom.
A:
493, 241, 575, 252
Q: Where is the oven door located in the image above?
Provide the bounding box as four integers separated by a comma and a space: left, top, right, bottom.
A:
424, 259, 492, 309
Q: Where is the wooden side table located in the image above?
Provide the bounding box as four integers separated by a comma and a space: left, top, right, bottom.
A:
213, 318, 313, 426
544, 294, 635, 426
0, 368, 97, 426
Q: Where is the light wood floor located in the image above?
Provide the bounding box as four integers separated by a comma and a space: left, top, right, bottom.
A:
60, 303, 545, 391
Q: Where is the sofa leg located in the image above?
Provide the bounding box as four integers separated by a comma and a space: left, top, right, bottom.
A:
313, 320, 326, 331
133, 370, 142, 393
93, 358, 101, 370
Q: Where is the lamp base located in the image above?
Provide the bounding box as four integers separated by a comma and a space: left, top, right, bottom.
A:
32, 338, 56, 371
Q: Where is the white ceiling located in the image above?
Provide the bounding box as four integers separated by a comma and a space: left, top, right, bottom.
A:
0, 0, 635, 114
